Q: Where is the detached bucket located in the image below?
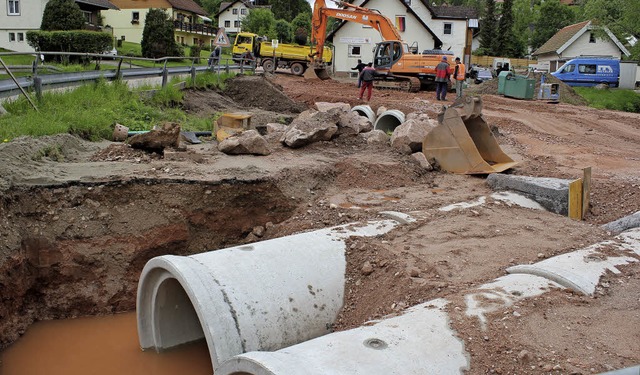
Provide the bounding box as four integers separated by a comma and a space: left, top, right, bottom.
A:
374, 110, 405, 134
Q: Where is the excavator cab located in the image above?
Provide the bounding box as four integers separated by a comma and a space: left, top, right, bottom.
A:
373, 41, 404, 69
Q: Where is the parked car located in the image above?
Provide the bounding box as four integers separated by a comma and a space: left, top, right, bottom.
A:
551, 57, 620, 87
474, 69, 493, 84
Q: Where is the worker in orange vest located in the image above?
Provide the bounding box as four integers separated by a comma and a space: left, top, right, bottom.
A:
452, 57, 466, 99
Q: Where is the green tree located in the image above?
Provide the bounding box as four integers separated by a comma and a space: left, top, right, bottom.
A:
577, 0, 640, 59
291, 11, 311, 45
199, 0, 224, 16
141, 9, 183, 58
275, 19, 293, 43
512, 0, 535, 56
268, 0, 311, 22
241, 8, 277, 39
495, 0, 522, 56
531, 0, 575, 51
478, 0, 498, 55
40, 0, 85, 31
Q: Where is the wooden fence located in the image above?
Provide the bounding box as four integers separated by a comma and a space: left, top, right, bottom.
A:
471, 55, 537, 69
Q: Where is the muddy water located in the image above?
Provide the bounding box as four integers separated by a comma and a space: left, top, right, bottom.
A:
0, 312, 212, 375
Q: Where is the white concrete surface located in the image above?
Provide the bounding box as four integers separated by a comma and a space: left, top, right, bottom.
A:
137, 214, 410, 370
217, 299, 469, 375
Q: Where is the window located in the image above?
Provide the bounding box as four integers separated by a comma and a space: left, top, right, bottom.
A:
224, 20, 230, 27
232, 8, 238, 15
132, 11, 140, 24
444, 23, 452, 35
17, 32, 23, 41
558, 64, 574, 73
234, 20, 240, 28
8, 32, 15, 42
8, 0, 19, 15
241, 8, 247, 15
83, 11, 92, 24
348, 45, 361, 57
578, 64, 596, 74
395, 16, 406, 32
589, 33, 596, 43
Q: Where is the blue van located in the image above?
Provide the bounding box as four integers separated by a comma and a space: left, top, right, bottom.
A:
551, 58, 620, 87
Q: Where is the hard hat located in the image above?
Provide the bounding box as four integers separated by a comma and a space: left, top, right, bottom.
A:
442, 56, 447, 61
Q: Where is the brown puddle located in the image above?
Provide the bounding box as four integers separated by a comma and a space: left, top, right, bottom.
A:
0, 312, 212, 375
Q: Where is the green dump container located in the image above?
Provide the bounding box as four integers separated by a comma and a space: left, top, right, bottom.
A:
504, 74, 536, 100
497, 71, 512, 95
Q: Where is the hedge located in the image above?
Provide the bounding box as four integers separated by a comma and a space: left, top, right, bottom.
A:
27, 30, 113, 54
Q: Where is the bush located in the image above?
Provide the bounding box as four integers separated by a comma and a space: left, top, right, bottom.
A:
27, 30, 113, 54
40, 0, 85, 31
141, 9, 183, 58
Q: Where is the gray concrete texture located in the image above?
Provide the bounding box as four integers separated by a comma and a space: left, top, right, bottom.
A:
601, 211, 640, 234
486, 174, 571, 215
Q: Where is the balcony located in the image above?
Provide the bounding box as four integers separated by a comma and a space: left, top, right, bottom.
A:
173, 20, 216, 36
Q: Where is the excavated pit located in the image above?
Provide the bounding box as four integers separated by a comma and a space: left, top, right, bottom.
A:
0, 179, 297, 349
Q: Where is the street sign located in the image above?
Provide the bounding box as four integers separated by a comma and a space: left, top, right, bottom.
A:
214, 28, 231, 47
271, 39, 279, 49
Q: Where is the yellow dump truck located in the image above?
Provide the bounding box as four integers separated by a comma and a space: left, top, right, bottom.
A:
232, 32, 332, 76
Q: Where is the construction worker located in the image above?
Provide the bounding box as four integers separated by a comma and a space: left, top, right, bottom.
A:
351, 59, 366, 88
435, 56, 451, 101
358, 63, 376, 101
453, 57, 466, 99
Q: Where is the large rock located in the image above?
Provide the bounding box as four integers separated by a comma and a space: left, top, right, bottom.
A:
411, 152, 433, 171
390, 119, 435, 154
315, 102, 350, 113
361, 129, 389, 145
337, 110, 373, 136
280, 110, 339, 148
129, 122, 181, 153
266, 123, 288, 134
218, 130, 271, 155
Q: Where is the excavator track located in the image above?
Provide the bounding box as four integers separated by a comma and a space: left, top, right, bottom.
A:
374, 75, 421, 92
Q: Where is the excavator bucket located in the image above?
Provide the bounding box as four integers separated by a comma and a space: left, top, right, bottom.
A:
423, 96, 518, 174
303, 63, 331, 80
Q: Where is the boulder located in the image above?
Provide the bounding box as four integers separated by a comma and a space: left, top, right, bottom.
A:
361, 129, 389, 145
376, 106, 387, 117
411, 152, 433, 171
266, 123, 288, 134
218, 130, 271, 155
337, 110, 373, 136
390, 119, 436, 154
315, 102, 350, 113
129, 122, 180, 153
280, 109, 339, 148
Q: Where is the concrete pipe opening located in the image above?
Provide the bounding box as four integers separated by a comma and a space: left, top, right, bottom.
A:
154, 278, 204, 350
351, 105, 376, 124
374, 110, 405, 134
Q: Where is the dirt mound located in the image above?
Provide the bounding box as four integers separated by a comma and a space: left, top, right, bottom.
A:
223, 75, 307, 113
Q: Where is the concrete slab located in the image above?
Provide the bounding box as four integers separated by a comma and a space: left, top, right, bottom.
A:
486, 174, 571, 214
601, 211, 640, 234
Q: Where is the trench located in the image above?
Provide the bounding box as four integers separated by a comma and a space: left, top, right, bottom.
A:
0, 178, 299, 372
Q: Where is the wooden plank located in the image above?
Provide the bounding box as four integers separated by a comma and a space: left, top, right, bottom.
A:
568, 179, 583, 221
582, 167, 592, 219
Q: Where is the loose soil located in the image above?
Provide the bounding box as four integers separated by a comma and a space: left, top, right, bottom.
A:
1, 73, 639, 374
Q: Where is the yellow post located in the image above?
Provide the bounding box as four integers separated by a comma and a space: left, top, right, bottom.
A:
568, 179, 583, 221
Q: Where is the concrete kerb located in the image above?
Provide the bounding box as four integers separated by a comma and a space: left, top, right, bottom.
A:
602, 211, 640, 234
486, 174, 571, 215
136, 213, 411, 370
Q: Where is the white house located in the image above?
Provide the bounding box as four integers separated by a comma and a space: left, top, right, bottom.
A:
328, 0, 477, 77
532, 20, 630, 72
216, 0, 262, 35
1, 0, 118, 53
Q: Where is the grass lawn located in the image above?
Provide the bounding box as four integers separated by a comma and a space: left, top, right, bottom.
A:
574, 87, 640, 113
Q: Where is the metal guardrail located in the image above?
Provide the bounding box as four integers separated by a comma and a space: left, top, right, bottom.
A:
0, 51, 256, 101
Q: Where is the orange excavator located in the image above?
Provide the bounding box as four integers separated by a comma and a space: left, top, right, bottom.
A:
305, 0, 451, 92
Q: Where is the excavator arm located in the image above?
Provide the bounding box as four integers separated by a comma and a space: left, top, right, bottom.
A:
309, 0, 402, 64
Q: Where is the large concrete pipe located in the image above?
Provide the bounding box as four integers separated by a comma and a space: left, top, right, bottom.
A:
217, 300, 469, 375
374, 109, 405, 134
136, 213, 412, 370
351, 105, 376, 124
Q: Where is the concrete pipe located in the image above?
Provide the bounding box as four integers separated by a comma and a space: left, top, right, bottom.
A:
136, 214, 411, 370
351, 105, 376, 124
374, 109, 405, 134
217, 300, 469, 375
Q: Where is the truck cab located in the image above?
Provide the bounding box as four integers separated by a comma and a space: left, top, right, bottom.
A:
232, 32, 262, 62
551, 57, 620, 87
